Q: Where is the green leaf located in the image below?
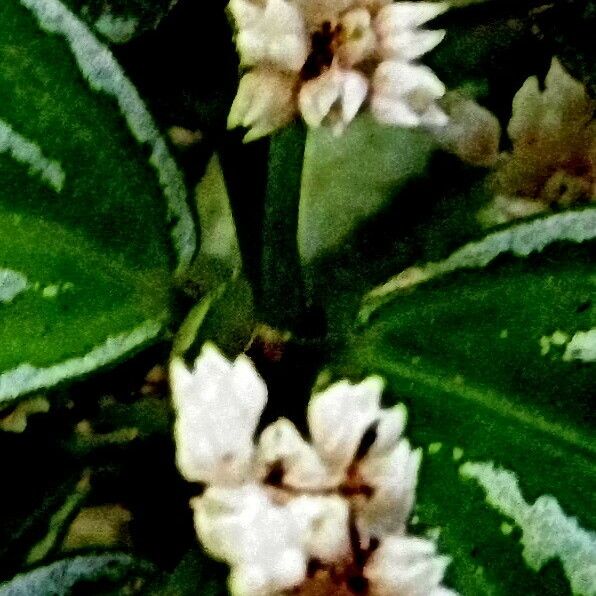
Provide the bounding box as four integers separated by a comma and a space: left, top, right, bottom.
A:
361, 208, 596, 321
298, 114, 436, 263
308, 159, 491, 342
332, 209, 596, 595
25, 472, 90, 566
145, 549, 227, 596
0, 553, 155, 595
63, 0, 179, 44
0, 0, 196, 403
173, 275, 255, 362
188, 153, 241, 293
262, 122, 309, 330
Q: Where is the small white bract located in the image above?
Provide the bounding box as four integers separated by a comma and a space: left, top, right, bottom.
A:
227, 0, 449, 141
171, 343, 456, 595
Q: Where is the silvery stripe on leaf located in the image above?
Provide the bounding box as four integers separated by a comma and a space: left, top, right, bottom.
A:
0, 318, 164, 402
0, 118, 65, 192
19, 0, 196, 272
563, 329, 596, 363
0, 270, 29, 304
0, 553, 154, 594
361, 208, 596, 321
461, 461, 596, 595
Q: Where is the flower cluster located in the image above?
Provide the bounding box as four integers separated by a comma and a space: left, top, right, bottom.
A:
171, 343, 455, 595
227, 0, 449, 141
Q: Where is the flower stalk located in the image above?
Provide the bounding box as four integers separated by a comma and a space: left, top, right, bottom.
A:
261, 121, 311, 333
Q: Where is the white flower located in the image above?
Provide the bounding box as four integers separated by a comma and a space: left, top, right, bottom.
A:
227, 0, 449, 140
257, 377, 419, 535
193, 484, 308, 595
170, 343, 267, 484
357, 437, 422, 537
299, 65, 369, 134
481, 58, 595, 225
336, 8, 377, 66
171, 343, 455, 594
257, 417, 332, 489
364, 535, 455, 596
308, 376, 386, 473
227, 68, 298, 143
258, 376, 421, 542
229, 0, 308, 72
288, 495, 352, 563
375, 2, 448, 61
371, 60, 448, 128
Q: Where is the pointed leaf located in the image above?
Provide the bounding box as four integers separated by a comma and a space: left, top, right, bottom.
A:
332, 209, 596, 594
0, 0, 196, 403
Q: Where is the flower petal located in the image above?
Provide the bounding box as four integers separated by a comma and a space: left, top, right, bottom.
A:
227, 0, 261, 30
171, 344, 267, 483
307, 376, 384, 473
379, 28, 446, 61
371, 95, 421, 127
375, 2, 449, 35
294, 0, 354, 28
433, 93, 500, 165
231, 0, 308, 72
367, 403, 407, 456
228, 69, 298, 142
257, 418, 332, 489
299, 66, 368, 132
288, 495, 351, 564
358, 439, 422, 537
299, 69, 343, 128
419, 103, 449, 128
337, 8, 377, 67
373, 60, 446, 99
193, 484, 308, 593
372, 61, 446, 128
364, 534, 452, 596
339, 69, 370, 127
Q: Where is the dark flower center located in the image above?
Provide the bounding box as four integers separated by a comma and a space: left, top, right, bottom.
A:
301, 21, 343, 80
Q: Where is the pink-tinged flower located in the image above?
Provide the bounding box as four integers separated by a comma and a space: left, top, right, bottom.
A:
227, 0, 449, 141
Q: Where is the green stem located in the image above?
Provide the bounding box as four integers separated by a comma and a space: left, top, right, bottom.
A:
218, 131, 269, 300
261, 122, 310, 332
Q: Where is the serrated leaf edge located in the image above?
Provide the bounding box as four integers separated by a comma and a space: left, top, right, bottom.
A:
18, 0, 196, 273
360, 208, 596, 322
